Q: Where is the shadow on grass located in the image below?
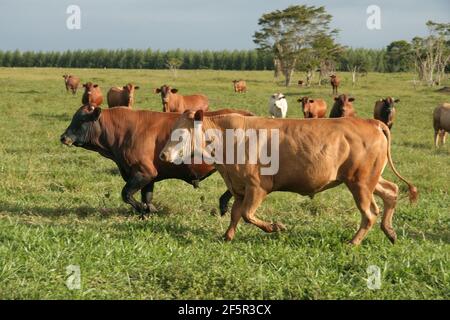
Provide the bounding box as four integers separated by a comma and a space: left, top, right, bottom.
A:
0, 201, 132, 219
16, 90, 41, 94
404, 228, 450, 244
30, 113, 71, 122
397, 141, 432, 150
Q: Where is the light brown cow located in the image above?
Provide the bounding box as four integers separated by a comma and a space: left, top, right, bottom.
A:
433, 103, 450, 147
298, 97, 327, 118
63, 75, 80, 95
160, 111, 418, 245
232, 80, 247, 93
82, 82, 103, 106
329, 94, 356, 118
154, 85, 209, 113
330, 75, 340, 95
374, 97, 399, 130
107, 83, 140, 108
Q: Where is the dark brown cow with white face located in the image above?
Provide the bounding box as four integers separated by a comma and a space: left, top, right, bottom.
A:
298, 97, 327, 119
82, 82, 103, 106
374, 97, 400, 130
63, 75, 80, 95
330, 75, 340, 95
154, 85, 209, 113
107, 83, 140, 108
60, 107, 253, 217
329, 94, 356, 118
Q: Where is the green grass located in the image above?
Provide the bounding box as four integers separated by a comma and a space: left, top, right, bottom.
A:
0, 68, 448, 299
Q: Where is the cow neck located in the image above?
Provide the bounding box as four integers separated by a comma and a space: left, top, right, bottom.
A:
84, 110, 117, 157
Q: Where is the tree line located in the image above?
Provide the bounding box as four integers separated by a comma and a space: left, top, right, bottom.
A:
0, 47, 422, 73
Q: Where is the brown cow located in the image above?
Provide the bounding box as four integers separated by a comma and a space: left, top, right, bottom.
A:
329, 94, 356, 118
298, 80, 304, 87
107, 83, 140, 108
63, 75, 80, 95
232, 80, 247, 93
374, 97, 400, 130
160, 111, 418, 245
154, 85, 209, 113
298, 97, 327, 118
330, 75, 340, 95
60, 107, 253, 217
433, 103, 450, 147
82, 82, 103, 106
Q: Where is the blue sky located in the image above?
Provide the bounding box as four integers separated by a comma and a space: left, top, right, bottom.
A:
0, 0, 449, 51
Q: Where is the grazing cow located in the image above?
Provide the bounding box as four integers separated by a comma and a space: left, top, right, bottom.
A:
160, 111, 418, 245
154, 85, 209, 113
330, 75, 340, 95
298, 80, 304, 87
298, 97, 327, 119
268, 93, 288, 118
107, 83, 140, 108
60, 107, 253, 217
63, 75, 80, 95
329, 94, 356, 118
433, 103, 450, 147
82, 82, 103, 106
232, 80, 247, 93
374, 97, 400, 129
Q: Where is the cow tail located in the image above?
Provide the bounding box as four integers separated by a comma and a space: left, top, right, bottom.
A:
380, 124, 418, 203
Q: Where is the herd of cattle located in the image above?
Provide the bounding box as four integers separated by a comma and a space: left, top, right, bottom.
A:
60, 73, 449, 245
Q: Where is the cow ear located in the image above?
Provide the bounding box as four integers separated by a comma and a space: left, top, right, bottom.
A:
83, 84, 87, 88
394, 99, 400, 103
297, 98, 301, 103
93, 84, 99, 88
154, 88, 161, 94
349, 97, 355, 102
194, 110, 204, 122
171, 88, 178, 94
135, 86, 140, 90
334, 97, 339, 101
309, 100, 314, 103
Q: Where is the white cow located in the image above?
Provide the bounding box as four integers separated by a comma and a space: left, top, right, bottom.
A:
268, 93, 288, 118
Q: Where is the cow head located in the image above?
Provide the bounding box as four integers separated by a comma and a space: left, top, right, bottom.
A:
270, 93, 286, 109
154, 85, 178, 112
381, 97, 400, 109
63, 74, 70, 82
298, 96, 315, 118
60, 105, 102, 147
160, 110, 208, 163
123, 83, 140, 106
334, 94, 355, 112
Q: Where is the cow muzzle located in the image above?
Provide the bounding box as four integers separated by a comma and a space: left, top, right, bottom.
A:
60, 134, 73, 146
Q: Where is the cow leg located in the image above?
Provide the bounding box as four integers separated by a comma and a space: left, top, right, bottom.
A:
219, 190, 233, 216
224, 197, 243, 241
121, 175, 153, 218
241, 187, 286, 234
441, 131, 448, 145
348, 183, 378, 245
374, 177, 399, 244
435, 130, 440, 147
141, 182, 158, 214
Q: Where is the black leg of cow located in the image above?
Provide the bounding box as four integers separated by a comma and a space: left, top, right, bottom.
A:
141, 182, 158, 214
121, 175, 152, 219
219, 190, 233, 216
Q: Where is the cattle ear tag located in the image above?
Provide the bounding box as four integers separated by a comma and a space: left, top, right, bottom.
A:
88, 105, 95, 112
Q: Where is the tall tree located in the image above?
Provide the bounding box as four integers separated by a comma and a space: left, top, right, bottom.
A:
385, 40, 414, 72
253, 5, 338, 86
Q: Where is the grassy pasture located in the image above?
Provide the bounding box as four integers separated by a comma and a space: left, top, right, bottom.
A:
0, 67, 448, 299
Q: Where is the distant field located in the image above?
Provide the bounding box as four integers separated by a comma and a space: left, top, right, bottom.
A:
0, 68, 448, 299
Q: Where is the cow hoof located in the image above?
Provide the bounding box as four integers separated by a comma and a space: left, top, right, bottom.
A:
147, 204, 158, 214
219, 205, 229, 216
272, 222, 286, 232
192, 180, 200, 189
